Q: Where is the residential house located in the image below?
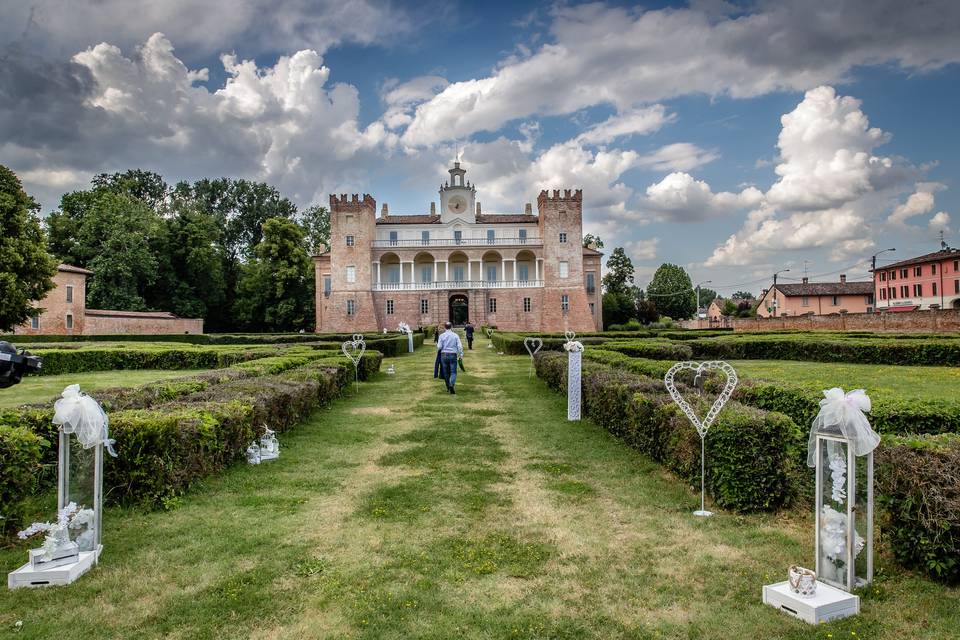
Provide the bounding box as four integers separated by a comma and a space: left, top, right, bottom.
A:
756, 275, 874, 318
872, 247, 960, 311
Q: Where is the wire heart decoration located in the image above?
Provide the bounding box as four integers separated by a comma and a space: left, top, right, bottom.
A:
564, 330, 576, 342
486, 327, 494, 338
663, 361, 738, 438
523, 337, 543, 357
342, 339, 366, 368
352, 333, 364, 343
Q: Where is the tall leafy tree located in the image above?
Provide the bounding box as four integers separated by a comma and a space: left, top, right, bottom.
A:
582, 233, 604, 249
602, 247, 635, 295
647, 263, 697, 320
732, 290, 754, 300
299, 204, 331, 254
156, 202, 227, 321
92, 169, 169, 210
0, 166, 57, 331
602, 292, 635, 328
697, 287, 718, 308
234, 217, 313, 331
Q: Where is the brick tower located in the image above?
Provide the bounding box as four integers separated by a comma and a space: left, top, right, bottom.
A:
321, 194, 378, 332
537, 189, 595, 332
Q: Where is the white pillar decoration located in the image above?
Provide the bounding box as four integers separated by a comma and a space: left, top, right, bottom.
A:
398, 322, 414, 353
564, 331, 583, 421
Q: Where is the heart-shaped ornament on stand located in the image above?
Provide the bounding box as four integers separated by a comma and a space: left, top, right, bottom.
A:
523, 337, 543, 377
663, 360, 738, 517
342, 339, 366, 391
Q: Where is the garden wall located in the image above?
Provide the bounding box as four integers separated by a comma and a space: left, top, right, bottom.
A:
732, 308, 960, 333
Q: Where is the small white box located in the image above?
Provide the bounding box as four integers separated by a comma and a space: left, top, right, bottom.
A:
28, 546, 79, 571
8, 547, 101, 589
260, 450, 279, 461
762, 580, 860, 624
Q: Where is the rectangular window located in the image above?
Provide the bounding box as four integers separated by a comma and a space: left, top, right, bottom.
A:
589, 302, 595, 315
559, 232, 567, 244
518, 229, 527, 243
561, 295, 569, 312
421, 266, 433, 283
586, 273, 595, 294
889, 287, 895, 299
323, 276, 331, 297
559, 261, 569, 278
389, 231, 398, 246
420, 299, 429, 315
890, 270, 896, 280
880, 288, 886, 300
346, 235, 355, 247
345, 214, 354, 223
386, 300, 394, 315
346, 300, 356, 316
488, 298, 497, 313
422, 230, 430, 245
31, 315, 39, 329
454, 230, 462, 245
523, 297, 531, 312
453, 266, 465, 282
880, 272, 886, 281
388, 266, 400, 284
933, 282, 938, 296
345, 265, 356, 283
66, 313, 73, 330
932, 263, 937, 275
955, 279, 959, 294
901, 268, 908, 278
518, 264, 529, 281
487, 265, 497, 282
66, 285, 73, 303
955, 260, 959, 272
831, 296, 839, 306
802, 296, 809, 307
914, 283, 922, 297
901, 285, 909, 298
487, 229, 495, 243
915, 266, 922, 277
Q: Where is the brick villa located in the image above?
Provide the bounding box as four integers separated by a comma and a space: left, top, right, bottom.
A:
872, 246, 960, 311
314, 162, 603, 333
755, 275, 874, 317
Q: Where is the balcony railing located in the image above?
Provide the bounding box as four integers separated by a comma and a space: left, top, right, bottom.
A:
373, 279, 544, 291
372, 237, 542, 248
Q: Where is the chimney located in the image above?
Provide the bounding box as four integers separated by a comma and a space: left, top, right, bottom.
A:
802, 277, 808, 284
381, 203, 389, 218
430, 202, 436, 215
524, 203, 533, 215
840, 274, 847, 283
476, 202, 482, 215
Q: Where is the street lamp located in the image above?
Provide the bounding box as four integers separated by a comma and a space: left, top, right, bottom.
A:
771, 269, 790, 317
870, 248, 895, 309
695, 280, 712, 321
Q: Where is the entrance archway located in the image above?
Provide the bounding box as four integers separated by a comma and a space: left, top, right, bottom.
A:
449, 294, 469, 326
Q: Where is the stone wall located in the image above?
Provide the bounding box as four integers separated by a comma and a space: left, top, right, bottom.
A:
84, 310, 204, 335
731, 309, 960, 332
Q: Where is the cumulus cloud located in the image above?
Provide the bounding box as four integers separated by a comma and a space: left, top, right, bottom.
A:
641, 172, 762, 222
625, 237, 659, 261
635, 143, 719, 172
575, 105, 674, 145
929, 211, 951, 229
888, 182, 944, 224
399, 0, 960, 146
381, 75, 449, 130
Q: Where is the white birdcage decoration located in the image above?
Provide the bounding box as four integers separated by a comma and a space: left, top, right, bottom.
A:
259, 427, 279, 461
808, 388, 878, 592
246, 441, 261, 465
9, 385, 114, 589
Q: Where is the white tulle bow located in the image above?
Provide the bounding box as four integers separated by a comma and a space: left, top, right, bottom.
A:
53, 385, 117, 456
806, 387, 879, 467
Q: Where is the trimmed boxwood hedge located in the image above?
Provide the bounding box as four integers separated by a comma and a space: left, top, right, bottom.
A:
0, 426, 47, 534
534, 351, 800, 511
4, 330, 429, 346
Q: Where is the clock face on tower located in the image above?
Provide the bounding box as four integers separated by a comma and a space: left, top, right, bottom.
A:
448, 195, 467, 214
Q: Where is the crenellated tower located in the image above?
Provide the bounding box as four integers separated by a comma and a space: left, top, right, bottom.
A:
537, 189, 593, 332
319, 193, 378, 331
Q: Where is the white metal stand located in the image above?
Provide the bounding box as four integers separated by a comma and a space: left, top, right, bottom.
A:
762, 580, 859, 624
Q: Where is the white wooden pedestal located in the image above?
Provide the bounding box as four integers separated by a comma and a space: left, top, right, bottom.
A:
8, 546, 101, 589
260, 450, 279, 461
762, 580, 859, 624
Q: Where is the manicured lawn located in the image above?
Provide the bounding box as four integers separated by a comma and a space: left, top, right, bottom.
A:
2, 343, 956, 638
0, 369, 214, 408
731, 359, 960, 401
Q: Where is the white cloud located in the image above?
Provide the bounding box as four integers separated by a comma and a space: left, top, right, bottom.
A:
381, 75, 449, 130
635, 143, 719, 172
641, 172, 762, 222
888, 182, 945, 224
929, 211, 951, 229
575, 106, 674, 145
400, 1, 960, 146
625, 238, 659, 261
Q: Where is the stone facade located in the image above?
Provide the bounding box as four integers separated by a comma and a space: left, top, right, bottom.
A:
314, 164, 603, 333
13, 264, 203, 336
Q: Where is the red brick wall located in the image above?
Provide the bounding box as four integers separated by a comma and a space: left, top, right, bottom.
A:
732, 308, 960, 332
84, 313, 203, 335
13, 270, 87, 336
537, 189, 594, 332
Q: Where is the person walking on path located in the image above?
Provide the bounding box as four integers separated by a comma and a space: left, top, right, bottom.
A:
464, 322, 475, 350
436, 321, 464, 394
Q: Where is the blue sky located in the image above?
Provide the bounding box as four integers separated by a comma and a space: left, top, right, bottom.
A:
1, 0, 958, 296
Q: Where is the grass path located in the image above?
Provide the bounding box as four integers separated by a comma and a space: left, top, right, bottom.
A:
2, 340, 957, 639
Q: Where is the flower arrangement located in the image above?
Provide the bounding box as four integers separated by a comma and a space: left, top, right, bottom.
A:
18, 502, 96, 560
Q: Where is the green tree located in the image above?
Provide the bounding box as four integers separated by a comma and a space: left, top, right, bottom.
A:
582, 233, 604, 249
697, 287, 718, 308
602, 292, 635, 328
92, 169, 169, 210
299, 204, 331, 254
647, 263, 696, 320
635, 299, 659, 324
234, 217, 314, 331
721, 299, 738, 316
155, 202, 226, 320
732, 290, 754, 300
0, 166, 57, 331
602, 247, 634, 296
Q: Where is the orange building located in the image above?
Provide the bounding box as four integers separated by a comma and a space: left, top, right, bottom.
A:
872, 247, 960, 311
756, 275, 874, 318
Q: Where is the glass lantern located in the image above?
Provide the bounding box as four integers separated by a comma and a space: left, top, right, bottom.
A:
814, 431, 874, 591
259, 428, 279, 461
58, 428, 104, 557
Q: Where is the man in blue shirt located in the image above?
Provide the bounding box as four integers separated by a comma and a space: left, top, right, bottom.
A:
436, 321, 464, 394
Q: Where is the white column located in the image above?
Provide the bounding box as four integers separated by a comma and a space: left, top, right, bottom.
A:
535, 259, 541, 282
500, 259, 505, 284
374, 261, 381, 286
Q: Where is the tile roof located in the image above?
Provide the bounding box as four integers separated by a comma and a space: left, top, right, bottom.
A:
376, 215, 441, 225
58, 263, 94, 275
775, 281, 874, 296
475, 214, 538, 224
874, 248, 960, 271
582, 245, 603, 256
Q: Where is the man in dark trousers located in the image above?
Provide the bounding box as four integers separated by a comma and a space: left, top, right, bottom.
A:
436, 322, 464, 394
464, 322, 475, 350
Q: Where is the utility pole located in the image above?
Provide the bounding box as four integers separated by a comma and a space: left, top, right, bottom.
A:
771, 269, 790, 317
870, 248, 896, 309
695, 280, 712, 326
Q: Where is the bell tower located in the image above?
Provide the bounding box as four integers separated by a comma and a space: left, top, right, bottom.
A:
439, 161, 476, 223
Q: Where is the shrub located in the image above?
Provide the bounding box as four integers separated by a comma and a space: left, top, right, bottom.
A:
876, 434, 960, 584
0, 425, 47, 534
687, 335, 960, 366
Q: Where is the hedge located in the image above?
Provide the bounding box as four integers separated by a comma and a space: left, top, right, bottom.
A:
534, 351, 799, 511
27, 344, 290, 375
3, 331, 426, 346
876, 434, 960, 584
0, 426, 47, 534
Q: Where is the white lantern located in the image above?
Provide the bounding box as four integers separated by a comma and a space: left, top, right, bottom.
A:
813, 431, 874, 591
246, 441, 262, 465
9, 385, 112, 589
259, 428, 279, 461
